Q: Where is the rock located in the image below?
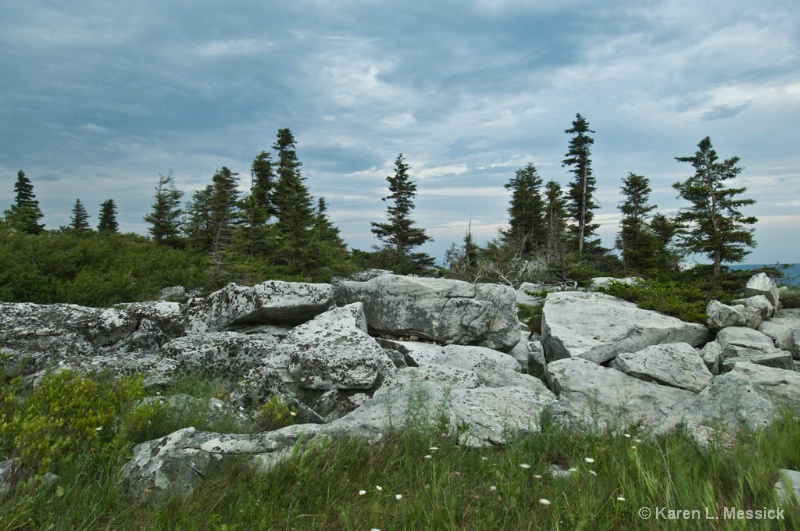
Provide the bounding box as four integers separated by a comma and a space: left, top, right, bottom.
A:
397, 365, 483, 390
589, 277, 641, 290
706, 300, 747, 330
312, 390, 371, 422
663, 363, 800, 445
119, 301, 187, 337
334, 275, 520, 351
612, 343, 713, 393
541, 292, 711, 364
545, 357, 697, 431
715, 327, 775, 358
186, 281, 334, 334
285, 303, 394, 390
744, 273, 779, 308
121, 427, 297, 503
508, 331, 532, 372
528, 340, 547, 380
775, 469, 800, 504
700, 341, 722, 375
516, 282, 545, 306
732, 295, 775, 320
759, 309, 800, 356
160, 333, 283, 378
158, 286, 186, 301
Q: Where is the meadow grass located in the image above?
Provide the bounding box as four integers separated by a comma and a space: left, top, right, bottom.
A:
3, 391, 800, 530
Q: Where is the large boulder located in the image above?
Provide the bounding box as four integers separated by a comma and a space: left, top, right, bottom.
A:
744, 273, 779, 308
611, 343, 713, 393
541, 292, 711, 364
545, 357, 697, 431
186, 281, 334, 334
334, 275, 520, 351
759, 309, 800, 356
285, 303, 394, 390
663, 363, 800, 445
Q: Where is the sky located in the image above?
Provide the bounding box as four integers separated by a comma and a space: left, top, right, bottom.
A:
2, 0, 799, 266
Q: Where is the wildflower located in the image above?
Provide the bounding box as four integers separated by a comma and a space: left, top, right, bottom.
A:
568, 467, 578, 473
520, 463, 531, 469
617, 495, 626, 501
95, 426, 103, 431
424, 455, 432, 459
584, 457, 595, 464
396, 494, 403, 500
588, 470, 598, 476
481, 456, 489, 461
634, 438, 642, 444
533, 474, 543, 479
490, 485, 497, 492
624, 433, 631, 438
359, 490, 366, 496
631, 446, 637, 451
454, 471, 461, 478
376, 485, 383, 491
539, 498, 551, 506
429, 446, 440, 451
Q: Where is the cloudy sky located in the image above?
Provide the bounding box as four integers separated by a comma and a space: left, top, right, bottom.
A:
2, 0, 799, 265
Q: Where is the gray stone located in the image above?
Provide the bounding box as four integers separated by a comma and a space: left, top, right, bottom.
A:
528, 340, 547, 380
186, 280, 334, 334
732, 295, 775, 320
612, 343, 712, 393
508, 331, 532, 372
160, 332, 283, 378
775, 469, 800, 504
663, 363, 800, 445
700, 341, 722, 375
546, 357, 697, 431
706, 300, 747, 330
541, 292, 711, 364
334, 275, 520, 351
285, 303, 393, 390
716, 327, 775, 358
744, 273, 779, 308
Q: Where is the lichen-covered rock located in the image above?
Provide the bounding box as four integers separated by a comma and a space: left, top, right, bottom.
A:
541, 292, 711, 364
186, 280, 334, 334
160, 332, 283, 377
334, 275, 520, 351
285, 303, 394, 390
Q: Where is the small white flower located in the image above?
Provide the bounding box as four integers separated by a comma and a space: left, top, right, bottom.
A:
539, 498, 551, 506
359, 490, 366, 496
376, 485, 382, 491
481, 456, 489, 461
429, 446, 439, 451
490, 485, 497, 492
395, 494, 403, 500
588, 470, 598, 476
424, 454, 432, 459
584, 457, 595, 464
568, 467, 578, 473
520, 463, 531, 469
624, 433, 631, 438
634, 438, 642, 444
533, 474, 543, 479
617, 495, 626, 501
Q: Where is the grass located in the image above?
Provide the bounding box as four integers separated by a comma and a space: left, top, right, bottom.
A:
3, 380, 800, 530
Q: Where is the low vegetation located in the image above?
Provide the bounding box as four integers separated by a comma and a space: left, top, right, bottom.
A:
2, 366, 800, 529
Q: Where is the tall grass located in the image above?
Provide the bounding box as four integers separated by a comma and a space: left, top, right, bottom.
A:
3, 392, 800, 530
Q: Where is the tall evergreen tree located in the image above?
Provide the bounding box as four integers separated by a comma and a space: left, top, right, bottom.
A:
502, 163, 546, 254
544, 179, 569, 270
673, 136, 757, 275
616, 173, 657, 273
239, 151, 276, 257
144, 173, 184, 247
4, 170, 45, 234
562, 114, 599, 255
185, 185, 214, 249
97, 199, 119, 233
313, 197, 346, 248
270, 128, 316, 270
70, 199, 91, 231
371, 153, 433, 272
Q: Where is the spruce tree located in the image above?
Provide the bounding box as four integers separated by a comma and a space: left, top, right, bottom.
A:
97, 199, 119, 233
562, 114, 599, 255
544, 179, 568, 270
145, 173, 184, 247
239, 151, 276, 257
616, 173, 657, 273
673, 136, 757, 275
4, 170, 45, 234
371, 153, 433, 273
70, 199, 91, 231
502, 163, 546, 255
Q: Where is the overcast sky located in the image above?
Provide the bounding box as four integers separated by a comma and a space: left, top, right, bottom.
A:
2, 0, 799, 265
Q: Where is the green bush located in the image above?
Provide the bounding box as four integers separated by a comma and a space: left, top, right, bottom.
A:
0, 370, 156, 476
253, 395, 297, 432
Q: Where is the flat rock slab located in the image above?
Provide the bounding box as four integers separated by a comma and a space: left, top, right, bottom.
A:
160, 332, 283, 377
546, 357, 698, 431
541, 292, 711, 364
334, 275, 520, 351
186, 281, 334, 333
612, 343, 712, 393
